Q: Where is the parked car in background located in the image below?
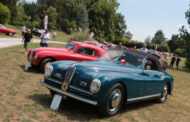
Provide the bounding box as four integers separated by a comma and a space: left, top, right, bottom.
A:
85, 41, 107, 50
0, 24, 17, 36
41, 49, 174, 116
27, 41, 105, 72
31, 28, 45, 37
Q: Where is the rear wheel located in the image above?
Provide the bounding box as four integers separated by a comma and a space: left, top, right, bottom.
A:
40, 58, 54, 72
98, 83, 125, 116
158, 83, 168, 103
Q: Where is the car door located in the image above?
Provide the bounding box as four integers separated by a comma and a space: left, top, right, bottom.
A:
140, 59, 163, 96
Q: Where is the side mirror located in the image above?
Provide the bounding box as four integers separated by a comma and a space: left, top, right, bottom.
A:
120, 59, 126, 65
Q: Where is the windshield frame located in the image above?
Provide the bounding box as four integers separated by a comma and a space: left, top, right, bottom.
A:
65, 43, 77, 51
99, 49, 146, 69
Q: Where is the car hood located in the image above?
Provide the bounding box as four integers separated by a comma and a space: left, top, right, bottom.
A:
35, 47, 70, 53
55, 60, 141, 74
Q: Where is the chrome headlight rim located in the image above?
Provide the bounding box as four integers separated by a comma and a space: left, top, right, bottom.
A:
45, 64, 53, 77
90, 78, 101, 94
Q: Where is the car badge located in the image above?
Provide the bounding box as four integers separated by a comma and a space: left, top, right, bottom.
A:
62, 82, 68, 91
80, 81, 87, 87
55, 73, 61, 78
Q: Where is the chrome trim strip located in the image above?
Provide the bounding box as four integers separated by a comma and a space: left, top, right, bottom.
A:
69, 85, 93, 96
127, 93, 161, 102
46, 78, 62, 85
41, 81, 97, 105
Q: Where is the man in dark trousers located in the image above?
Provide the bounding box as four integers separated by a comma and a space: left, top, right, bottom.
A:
176, 56, 181, 70
22, 29, 33, 53
170, 55, 176, 68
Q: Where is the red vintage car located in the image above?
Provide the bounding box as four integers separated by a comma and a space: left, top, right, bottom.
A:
0, 24, 17, 36
27, 41, 105, 72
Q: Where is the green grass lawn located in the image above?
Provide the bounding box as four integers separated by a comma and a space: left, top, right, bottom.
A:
0, 24, 72, 42
0, 44, 190, 122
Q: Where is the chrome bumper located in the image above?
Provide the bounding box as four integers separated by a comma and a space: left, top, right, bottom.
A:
40, 81, 97, 106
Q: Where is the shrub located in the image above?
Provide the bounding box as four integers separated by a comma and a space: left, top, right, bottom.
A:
174, 48, 186, 57
68, 31, 93, 42
0, 3, 10, 24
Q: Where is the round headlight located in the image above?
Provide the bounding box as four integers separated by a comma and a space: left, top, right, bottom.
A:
45, 64, 53, 77
90, 79, 101, 93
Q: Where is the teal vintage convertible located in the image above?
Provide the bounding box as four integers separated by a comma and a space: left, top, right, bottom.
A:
41, 49, 174, 116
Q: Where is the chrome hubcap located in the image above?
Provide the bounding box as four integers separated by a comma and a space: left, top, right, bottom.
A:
110, 89, 122, 112
162, 85, 168, 98
44, 62, 52, 70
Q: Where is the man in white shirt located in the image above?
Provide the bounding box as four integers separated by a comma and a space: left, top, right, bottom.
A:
40, 29, 50, 47
140, 44, 148, 53
21, 25, 26, 36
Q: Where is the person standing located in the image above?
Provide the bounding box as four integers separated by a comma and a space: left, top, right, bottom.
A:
176, 56, 181, 70
40, 29, 50, 47
21, 25, 26, 36
161, 53, 169, 71
53, 32, 56, 41
22, 29, 33, 53
170, 55, 176, 68
140, 44, 148, 53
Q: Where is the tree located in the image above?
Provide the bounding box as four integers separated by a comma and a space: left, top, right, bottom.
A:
45, 7, 57, 30
152, 30, 166, 44
0, 3, 10, 24
115, 13, 127, 41
13, 4, 29, 26
0, 0, 19, 23
74, 3, 89, 31
144, 36, 151, 43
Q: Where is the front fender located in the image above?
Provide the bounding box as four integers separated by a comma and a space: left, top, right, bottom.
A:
96, 72, 130, 105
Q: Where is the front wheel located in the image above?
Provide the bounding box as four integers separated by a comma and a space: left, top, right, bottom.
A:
9, 32, 13, 36
158, 83, 168, 103
98, 83, 125, 116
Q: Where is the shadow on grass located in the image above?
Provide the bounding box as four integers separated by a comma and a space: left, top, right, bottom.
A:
27, 94, 101, 121
27, 93, 158, 121
19, 64, 42, 74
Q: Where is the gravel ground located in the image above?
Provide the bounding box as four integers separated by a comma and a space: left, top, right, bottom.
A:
0, 38, 66, 48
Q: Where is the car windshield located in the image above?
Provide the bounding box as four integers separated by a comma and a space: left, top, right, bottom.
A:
100, 50, 145, 68
65, 43, 77, 51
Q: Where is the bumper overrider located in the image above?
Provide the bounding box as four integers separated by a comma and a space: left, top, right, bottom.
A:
40, 80, 97, 106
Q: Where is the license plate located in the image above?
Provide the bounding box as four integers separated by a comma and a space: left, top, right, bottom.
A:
50, 94, 63, 110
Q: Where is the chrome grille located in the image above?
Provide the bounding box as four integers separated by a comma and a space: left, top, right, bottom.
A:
64, 66, 76, 84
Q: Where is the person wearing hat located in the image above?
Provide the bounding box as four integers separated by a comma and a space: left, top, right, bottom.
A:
40, 29, 50, 47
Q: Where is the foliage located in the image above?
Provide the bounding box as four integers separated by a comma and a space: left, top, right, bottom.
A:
12, 4, 29, 26
168, 34, 185, 52
144, 36, 151, 43
0, 3, 10, 24
152, 30, 166, 44
174, 48, 186, 57
88, 0, 126, 42
74, 3, 89, 31
68, 31, 92, 42
45, 7, 57, 30
0, 0, 19, 23
114, 13, 127, 41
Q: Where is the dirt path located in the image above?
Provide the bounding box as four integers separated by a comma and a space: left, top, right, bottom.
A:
0, 38, 67, 48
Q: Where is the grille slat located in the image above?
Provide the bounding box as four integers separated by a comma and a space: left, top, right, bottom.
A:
64, 66, 76, 84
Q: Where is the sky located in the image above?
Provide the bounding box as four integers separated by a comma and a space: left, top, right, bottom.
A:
27, 0, 190, 41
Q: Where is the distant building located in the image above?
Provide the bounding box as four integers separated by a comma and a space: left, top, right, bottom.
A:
124, 31, 133, 41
